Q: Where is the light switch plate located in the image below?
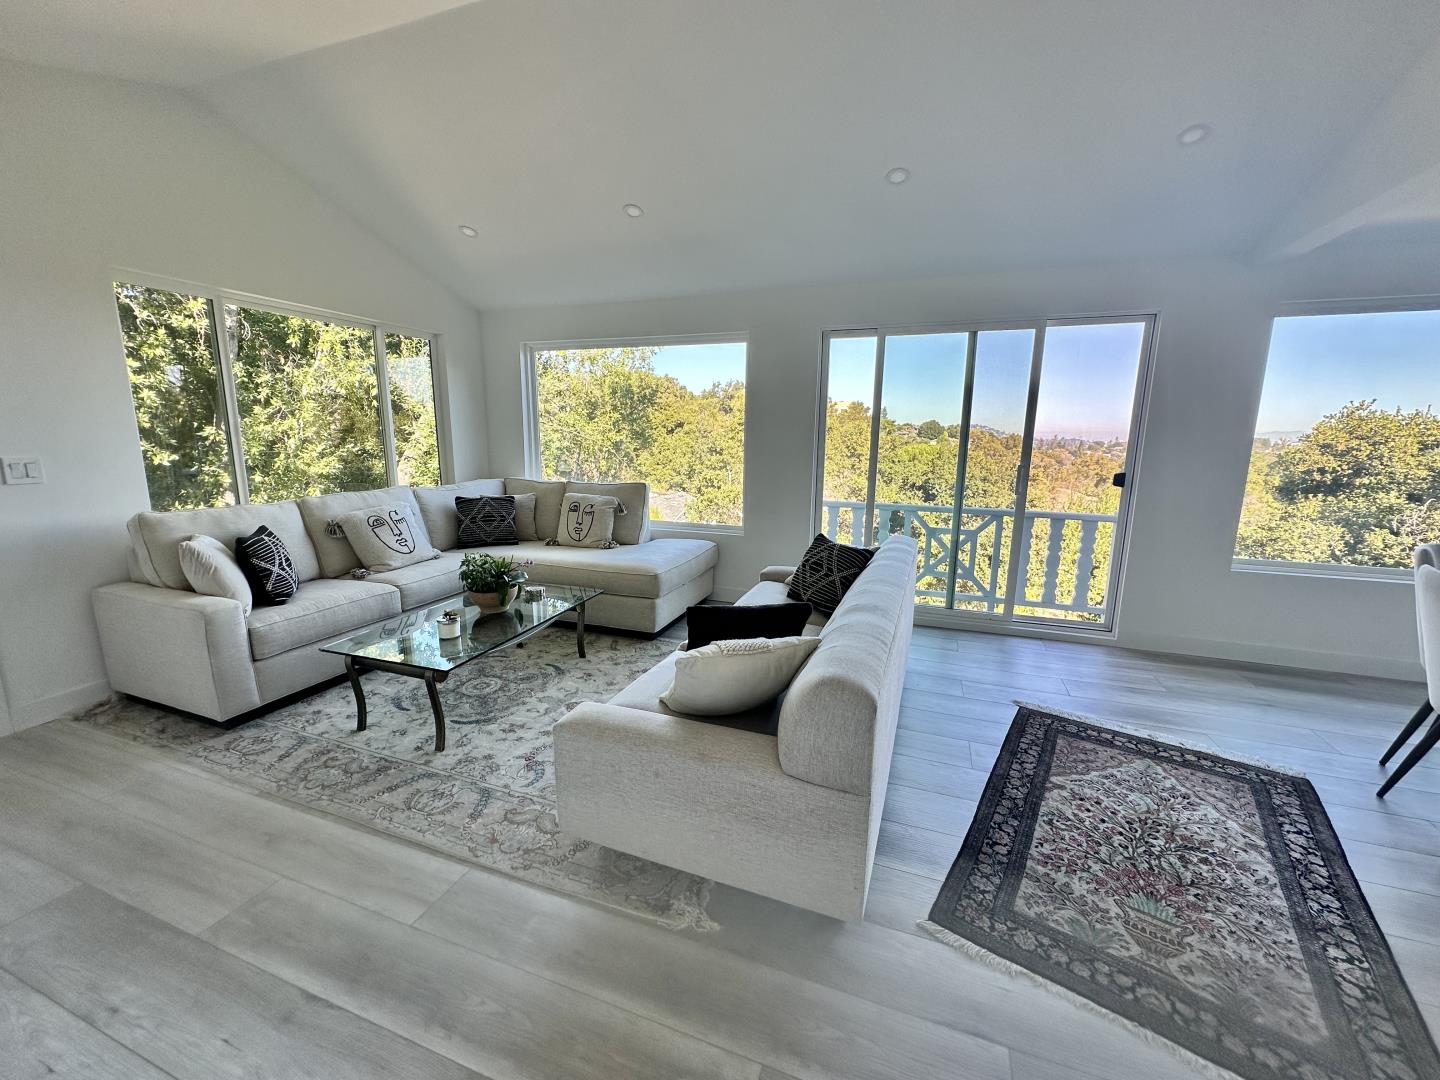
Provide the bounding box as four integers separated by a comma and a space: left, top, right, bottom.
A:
1, 456, 44, 485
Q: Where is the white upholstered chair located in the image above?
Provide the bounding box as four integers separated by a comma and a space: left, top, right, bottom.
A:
1378, 544, 1440, 796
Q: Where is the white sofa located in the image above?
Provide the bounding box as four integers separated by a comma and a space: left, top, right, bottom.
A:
553, 534, 918, 920
93, 479, 718, 721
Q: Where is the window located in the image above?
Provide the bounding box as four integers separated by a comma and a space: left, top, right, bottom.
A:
115, 283, 238, 511
528, 338, 746, 525
818, 318, 1151, 627
385, 333, 441, 486
1235, 305, 1440, 572
115, 282, 442, 511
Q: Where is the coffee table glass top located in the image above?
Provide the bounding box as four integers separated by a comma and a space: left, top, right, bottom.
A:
320, 585, 603, 673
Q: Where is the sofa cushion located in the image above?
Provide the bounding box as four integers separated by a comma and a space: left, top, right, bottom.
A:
178, 534, 253, 616
236, 525, 300, 606
246, 578, 400, 660
298, 486, 428, 579
553, 494, 620, 548
735, 580, 828, 628
365, 551, 465, 610
504, 478, 566, 540
334, 502, 442, 572
413, 479, 504, 549
128, 501, 320, 591
685, 601, 814, 650
662, 636, 820, 717
511, 538, 717, 599
786, 533, 875, 615
562, 481, 651, 544
608, 650, 779, 732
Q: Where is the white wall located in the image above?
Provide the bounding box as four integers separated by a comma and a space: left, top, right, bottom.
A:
0, 57, 487, 731
480, 242, 1440, 681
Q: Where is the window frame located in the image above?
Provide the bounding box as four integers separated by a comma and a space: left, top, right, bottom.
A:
112, 270, 449, 508
1231, 295, 1440, 582
520, 332, 750, 531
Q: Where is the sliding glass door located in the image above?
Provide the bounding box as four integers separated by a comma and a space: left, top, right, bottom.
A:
818, 316, 1152, 628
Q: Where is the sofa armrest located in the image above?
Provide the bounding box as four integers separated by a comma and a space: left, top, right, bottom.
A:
758, 565, 796, 583
93, 582, 261, 720
553, 701, 873, 919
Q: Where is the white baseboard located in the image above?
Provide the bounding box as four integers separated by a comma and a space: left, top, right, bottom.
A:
709, 585, 745, 603
1116, 632, 1424, 684
8, 679, 111, 734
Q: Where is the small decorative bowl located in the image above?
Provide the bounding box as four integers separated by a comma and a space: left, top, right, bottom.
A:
522, 585, 545, 603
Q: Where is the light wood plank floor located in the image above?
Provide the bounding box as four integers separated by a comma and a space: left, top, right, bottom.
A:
1, 627, 1438, 1079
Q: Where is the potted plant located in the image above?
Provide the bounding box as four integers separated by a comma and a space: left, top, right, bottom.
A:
459, 553, 530, 612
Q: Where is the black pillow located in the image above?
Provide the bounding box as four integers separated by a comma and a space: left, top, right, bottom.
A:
786, 533, 875, 615
685, 602, 814, 651
235, 525, 299, 606
456, 495, 519, 547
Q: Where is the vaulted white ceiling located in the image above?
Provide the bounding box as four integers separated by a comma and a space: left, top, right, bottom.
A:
6, 0, 1440, 308
0, 0, 478, 86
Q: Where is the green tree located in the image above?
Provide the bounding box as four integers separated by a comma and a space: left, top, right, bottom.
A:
115, 284, 237, 511
1237, 401, 1440, 567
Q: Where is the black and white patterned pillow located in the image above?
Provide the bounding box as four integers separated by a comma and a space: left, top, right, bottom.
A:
456, 495, 519, 547
786, 534, 874, 615
235, 525, 299, 606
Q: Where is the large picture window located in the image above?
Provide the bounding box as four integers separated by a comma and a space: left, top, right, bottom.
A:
116, 281, 441, 511
528, 338, 746, 526
1235, 305, 1440, 572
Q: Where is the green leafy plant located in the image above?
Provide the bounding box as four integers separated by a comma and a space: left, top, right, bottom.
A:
458, 552, 528, 593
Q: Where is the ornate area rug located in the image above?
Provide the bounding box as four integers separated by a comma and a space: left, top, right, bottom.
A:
74, 631, 717, 930
923, 704, 1440, 1080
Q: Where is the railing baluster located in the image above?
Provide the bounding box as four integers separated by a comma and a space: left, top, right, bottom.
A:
1073, 519, 1098, 610
1042, 517, 1065, 606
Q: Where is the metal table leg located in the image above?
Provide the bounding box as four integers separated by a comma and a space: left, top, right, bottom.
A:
424, 671, 447, 753
576, 601, 587, 659
345, 656, 368, 732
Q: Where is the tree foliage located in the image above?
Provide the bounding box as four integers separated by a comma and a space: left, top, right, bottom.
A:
117, 284, 440, 510
535, 348, 744, 525
1236, 401, 1440, 568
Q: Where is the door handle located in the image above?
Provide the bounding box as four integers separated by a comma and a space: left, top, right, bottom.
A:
1112, 472, 1126, 488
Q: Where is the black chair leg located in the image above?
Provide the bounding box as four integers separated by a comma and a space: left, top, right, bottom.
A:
1378, 713, 1440, 797
1380, 699, 1433, 765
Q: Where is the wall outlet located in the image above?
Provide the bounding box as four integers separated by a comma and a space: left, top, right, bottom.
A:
1, 456, 44, 485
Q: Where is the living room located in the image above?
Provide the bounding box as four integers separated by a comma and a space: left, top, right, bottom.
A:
2, 2, 1440, 1078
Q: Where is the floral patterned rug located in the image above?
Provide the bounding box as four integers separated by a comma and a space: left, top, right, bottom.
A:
74, 630, 718, 930
923, 704, 1440, 1080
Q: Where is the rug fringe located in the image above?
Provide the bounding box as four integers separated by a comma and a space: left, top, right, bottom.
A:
1011, 699, 1309, 778
917, 920, 1246, 1080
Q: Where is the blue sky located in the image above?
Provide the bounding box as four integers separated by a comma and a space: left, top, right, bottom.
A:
1254, 310, 1440, 433
828, 322, 1146, 440
651, 342, 746, 388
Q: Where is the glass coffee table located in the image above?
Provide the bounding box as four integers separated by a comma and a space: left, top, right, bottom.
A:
320, 584, 603, 752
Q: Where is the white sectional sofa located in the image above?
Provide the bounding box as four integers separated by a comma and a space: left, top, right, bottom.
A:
553, 534, 918, 920
93, 479, 718, 721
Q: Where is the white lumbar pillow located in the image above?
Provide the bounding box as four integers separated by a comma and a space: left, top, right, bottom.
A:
661, 636, 822, 716
178, 534, 254, 616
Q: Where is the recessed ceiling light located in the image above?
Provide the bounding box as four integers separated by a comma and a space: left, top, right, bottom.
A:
458, 224, 478, 238
885, 167, 910, 185
1177, 124, 1211, 146
622, 203, 645, 218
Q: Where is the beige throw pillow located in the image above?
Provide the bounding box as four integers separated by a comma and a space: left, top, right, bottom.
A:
552, 493, 620, 548
178, 534, 254, 615
661, 636, 822, 716
334, 503, 440, 572
512, 492, 539, 541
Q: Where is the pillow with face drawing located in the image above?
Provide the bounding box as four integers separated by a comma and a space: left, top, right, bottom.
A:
333, 503, 442, 573
549, 493, 621, 549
